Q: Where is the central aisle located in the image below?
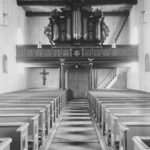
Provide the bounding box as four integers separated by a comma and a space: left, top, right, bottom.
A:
49, 99, 101, 150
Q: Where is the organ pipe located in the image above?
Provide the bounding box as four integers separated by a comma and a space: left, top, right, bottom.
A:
44, 5, 109, 45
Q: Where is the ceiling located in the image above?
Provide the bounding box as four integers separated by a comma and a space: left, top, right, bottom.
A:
17, 0, 137, 17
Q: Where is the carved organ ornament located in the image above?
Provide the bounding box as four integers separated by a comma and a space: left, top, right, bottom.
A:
44, 5, 109, 45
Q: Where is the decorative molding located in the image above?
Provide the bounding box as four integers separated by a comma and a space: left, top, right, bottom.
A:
16, 45, 138, 62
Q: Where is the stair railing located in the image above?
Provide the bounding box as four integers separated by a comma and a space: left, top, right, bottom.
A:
97, 69, 116, 88
111, 12, 129, 44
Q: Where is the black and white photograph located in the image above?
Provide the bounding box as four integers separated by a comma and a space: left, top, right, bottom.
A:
0, 0, 150, 150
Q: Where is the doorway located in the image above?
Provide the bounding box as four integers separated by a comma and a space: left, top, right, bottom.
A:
67, 68, 89, 98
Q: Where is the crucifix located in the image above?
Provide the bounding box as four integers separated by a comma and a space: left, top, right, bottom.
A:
40, 69, 49, 85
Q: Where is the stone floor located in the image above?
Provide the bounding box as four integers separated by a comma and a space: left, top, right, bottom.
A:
48, 99, 101, 150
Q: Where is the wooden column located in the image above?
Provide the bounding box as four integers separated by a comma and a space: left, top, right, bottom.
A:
60, 59, 65, 90
94, 68, 97, 89
88, 59, 94, 90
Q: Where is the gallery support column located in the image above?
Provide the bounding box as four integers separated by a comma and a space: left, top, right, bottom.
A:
88, 59, 94, 90
60, 59, 65, 90
94, 68, 97, 89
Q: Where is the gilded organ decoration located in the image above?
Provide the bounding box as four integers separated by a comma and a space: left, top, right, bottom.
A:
44, 4, 109, 46
44, 18, 53, 44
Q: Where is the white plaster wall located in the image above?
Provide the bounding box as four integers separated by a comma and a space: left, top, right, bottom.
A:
127, 0, 150, 92
27, 68, 60, 89
104, 16, 129, 44
0, 0, 28, 94
112, 72, 127, 89
27, 17, 50, 44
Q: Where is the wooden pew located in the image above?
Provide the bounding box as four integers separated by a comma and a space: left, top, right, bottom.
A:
0, 103, 49, 136
104, 108, 150, 136
0, 88, 68, 113
28, 96, 61, 115
0, 98, 58, 128
95, 100, 150, 127
99, 100, 150, 124
0, 100, 52, 135
87, 90, 150, 118
133, 136, 150, 150
118, 122, 150, 150
88, 92, 150, 124
0, 91, 64, 132
0, 107, 46, 147
0, 138, 12, 150
103, 103, 150, 134
0, 89, 68, 107
110, 114, 150, 150
0, 97, 60, 117
89, 99, 150, 129
0, 122, 29, 150
0, 114, 39, 150
89, 89, 150, 99
27, 98, 58, 125
87, 90, 150, 150
0, 89, 66, 106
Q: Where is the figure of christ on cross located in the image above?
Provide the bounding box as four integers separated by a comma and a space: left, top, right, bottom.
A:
40, 69, 49, 85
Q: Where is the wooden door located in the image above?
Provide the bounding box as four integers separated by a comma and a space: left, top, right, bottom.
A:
68, 69, 89, 98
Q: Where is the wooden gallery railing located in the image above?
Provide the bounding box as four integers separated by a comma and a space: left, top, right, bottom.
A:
16, 45, 138, 62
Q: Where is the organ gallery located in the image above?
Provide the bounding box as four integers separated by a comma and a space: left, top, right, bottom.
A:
44, 4, 109, 45
1, 0, 150, 150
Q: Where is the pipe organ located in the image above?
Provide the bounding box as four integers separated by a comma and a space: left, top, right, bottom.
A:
44, 5, 109, 45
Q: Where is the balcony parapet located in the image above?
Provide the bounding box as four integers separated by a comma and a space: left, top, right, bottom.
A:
16, 45, 138, 62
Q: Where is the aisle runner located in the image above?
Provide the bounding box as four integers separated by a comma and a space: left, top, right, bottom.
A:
49, 99, 101, 150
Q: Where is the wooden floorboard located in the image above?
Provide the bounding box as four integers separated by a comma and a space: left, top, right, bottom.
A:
47, 99, 102, 150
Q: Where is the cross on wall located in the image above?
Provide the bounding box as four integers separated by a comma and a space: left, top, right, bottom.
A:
40, 69, 49, 85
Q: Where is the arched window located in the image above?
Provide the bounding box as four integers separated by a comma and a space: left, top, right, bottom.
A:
2, 54, 8, 73
145, 53, 150, 72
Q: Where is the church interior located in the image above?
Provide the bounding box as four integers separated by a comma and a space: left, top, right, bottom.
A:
1, 0, 150, 150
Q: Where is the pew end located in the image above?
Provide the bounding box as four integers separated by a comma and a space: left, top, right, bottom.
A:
119, 122, 150, 150
0, 138, 12, 150
0, 122, 29, 150
133, 136, 150, 150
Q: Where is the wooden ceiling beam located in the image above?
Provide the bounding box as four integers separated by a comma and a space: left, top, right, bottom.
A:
17, 0, 65, 6
103, 11, 129, 17
26, 12, 50, 17
17, 0, 137, 6
26, 10, 130, 17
